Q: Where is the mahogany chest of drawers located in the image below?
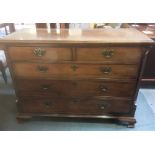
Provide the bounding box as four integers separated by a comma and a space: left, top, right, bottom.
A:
0, 28, 153, 127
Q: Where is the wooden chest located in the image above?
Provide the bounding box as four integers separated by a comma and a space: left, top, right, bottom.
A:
0, 28, 153, 127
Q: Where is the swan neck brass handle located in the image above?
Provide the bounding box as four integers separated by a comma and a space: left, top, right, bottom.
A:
99, 85, 108, 92
41, 85, 50, 90
100, 105, 105, 110
99, 102, 110, 110
37, 66, 48, 72
100, 67, 112, 74
102, 49, 114, 58
101, 88, 108, 92
34, 48, 46, 56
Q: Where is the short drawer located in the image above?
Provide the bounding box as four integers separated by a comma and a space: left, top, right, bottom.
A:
13, 63, 139, 79
18, 97, 132, 115
76, 47, 142, 63
16, 79, 136, 98
8, 47, 72, 61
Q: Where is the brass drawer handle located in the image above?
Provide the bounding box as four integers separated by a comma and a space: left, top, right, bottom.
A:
33, 48, 46, 57
100, 105, 105, 110
101, 88, 108, 92
100, 67, 112, 74
102, 49, 114, 58
99, 102, 109, 110
99, 85, 108, 92
41, 85, 50, 90
71, 64, 79, 71
37, 66, 48, 72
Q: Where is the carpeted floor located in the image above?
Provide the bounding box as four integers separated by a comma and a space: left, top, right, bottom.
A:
0, 69, 155, 131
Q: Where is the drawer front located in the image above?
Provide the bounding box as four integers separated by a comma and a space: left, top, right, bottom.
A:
18, 98, 132, 115
16, 80, 136, 98
13, 63, 139, 79
8, 47, 72, 61
76, 47, 142, 63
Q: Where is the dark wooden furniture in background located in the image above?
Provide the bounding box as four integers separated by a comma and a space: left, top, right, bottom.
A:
0, 23, 15, 35
0, 28, 153, 127
0, 23, 15, 83
35, 23, 69, 29
130, 24, 155, 87
0, 60, 7, 83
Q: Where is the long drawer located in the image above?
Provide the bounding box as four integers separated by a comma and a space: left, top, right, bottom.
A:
16, 79, 136, 98
13, 63, 139, 79
8, 47, 72, 61
18, 97, 132, 115
76, 47, 142, 63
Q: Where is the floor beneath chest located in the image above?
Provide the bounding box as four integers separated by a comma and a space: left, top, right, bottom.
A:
140, 89, 155, 115
0, 69, 155, 131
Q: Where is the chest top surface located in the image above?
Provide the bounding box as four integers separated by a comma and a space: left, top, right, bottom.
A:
0, 28, 153, 44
